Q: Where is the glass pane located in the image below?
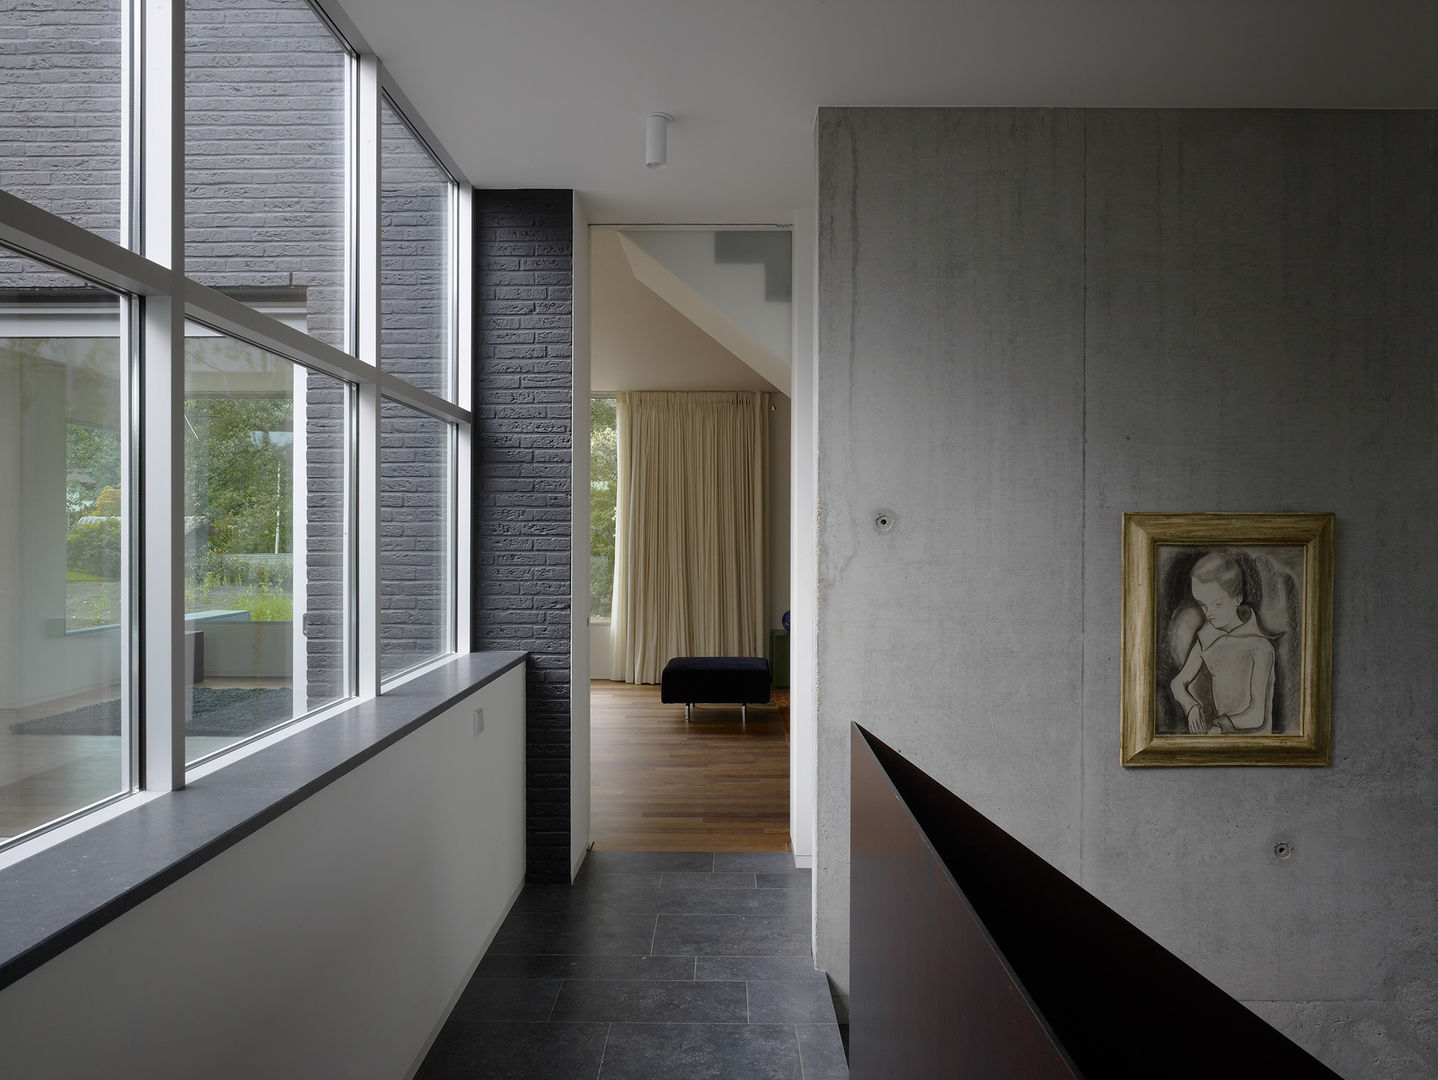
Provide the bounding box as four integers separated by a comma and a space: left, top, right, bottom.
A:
0, 246, 128, 844
590, 397, 616, 621
0, 0, 124, 242
185, 0, 349, 349
381, 98, 451, 399
184, 322, 350, 763
380, 399, 451, 679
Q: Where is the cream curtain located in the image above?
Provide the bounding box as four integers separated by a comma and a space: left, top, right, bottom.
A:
610, 391, 769, 684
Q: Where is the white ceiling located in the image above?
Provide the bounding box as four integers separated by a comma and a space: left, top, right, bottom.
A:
333, 0, 1435, 224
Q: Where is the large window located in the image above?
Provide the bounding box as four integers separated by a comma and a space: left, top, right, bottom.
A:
183, 323, 350, 763
0, 0, 470, 851
185, 0, 350, 349
0, 0, 125, 243
380, 97, 452, 399
0, 247, 130, 843
379, 399, 452, 680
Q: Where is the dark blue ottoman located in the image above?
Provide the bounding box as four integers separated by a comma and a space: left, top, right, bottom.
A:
660, 656, 772, 722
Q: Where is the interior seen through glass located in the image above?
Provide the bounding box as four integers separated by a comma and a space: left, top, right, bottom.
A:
0, 247, 128, 843
183, 321, 350, 764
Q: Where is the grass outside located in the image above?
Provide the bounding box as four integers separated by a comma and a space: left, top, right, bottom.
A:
65, 580, 293, 627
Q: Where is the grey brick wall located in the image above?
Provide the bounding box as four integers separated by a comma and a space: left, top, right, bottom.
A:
0, 0, 122, 284
302, 374, 346, 706
379, 398, 449, 678
381, 101, 450, 398
473, 190, 574, 885
185, 0, 348, 349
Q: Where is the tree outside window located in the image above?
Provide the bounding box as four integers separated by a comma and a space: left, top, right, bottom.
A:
590, 397, 616, 622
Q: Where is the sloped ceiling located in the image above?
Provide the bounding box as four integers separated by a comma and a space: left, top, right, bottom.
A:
590, 228, 776, 394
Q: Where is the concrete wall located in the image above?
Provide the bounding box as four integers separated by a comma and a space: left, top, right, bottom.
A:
816, 108, 1435, 1078
0, 667, 526, 1080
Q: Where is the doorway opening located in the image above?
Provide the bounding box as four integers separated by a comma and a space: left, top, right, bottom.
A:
585, 224, 793, 853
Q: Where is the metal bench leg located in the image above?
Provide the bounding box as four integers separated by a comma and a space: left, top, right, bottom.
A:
742, 703, 748, 725
685, 703, 691, 723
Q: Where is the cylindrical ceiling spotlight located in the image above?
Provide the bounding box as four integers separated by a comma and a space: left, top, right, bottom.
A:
645, 113, 672, 169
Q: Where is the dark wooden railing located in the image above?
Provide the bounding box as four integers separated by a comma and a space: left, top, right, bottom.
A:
850, 723, 1344, 1079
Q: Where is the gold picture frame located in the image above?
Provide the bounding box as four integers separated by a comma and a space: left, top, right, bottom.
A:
1121, 513, 1334, 767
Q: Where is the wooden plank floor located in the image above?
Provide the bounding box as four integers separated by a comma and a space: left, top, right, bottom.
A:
589, 680, 791, 852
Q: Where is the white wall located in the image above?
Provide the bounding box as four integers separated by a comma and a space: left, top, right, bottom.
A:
789, 208, 817, 869
0, 667, 526, 1080
571, 196, 592, 877
2, 350, 123, 710
589, 620, 612, 680
815, 108, 1435, 1077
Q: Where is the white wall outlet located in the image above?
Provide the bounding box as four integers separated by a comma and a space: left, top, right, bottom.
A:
472, 707, 484, 736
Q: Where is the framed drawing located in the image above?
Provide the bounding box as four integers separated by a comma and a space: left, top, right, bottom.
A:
1121, 512, 1334, 766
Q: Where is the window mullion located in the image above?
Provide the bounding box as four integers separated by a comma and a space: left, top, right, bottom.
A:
454, 182, 473, 653
139, 0, 185, 792
356, 55, 382, 698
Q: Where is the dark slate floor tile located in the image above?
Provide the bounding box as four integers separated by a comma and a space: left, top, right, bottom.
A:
551, 978, 747, 1023
488, 910, 658, 955
655, 887, 810, 917
449, 977, 563, 1022
524, 883, 806, 917
661, 871, 757, 890
695, 955, 823, 982
746, 978, 837, 1023
756, 869, 812, 889
584, 851, 714, 874
713, 852, 800, 874
476, 952, 696, 982
797, 1023, 850, 1079
571, 868, 664, 889
513, 879, 662, 915
415, 1021, 607, 1080
653, 914, 812, 957
599, 1022, 803, 1080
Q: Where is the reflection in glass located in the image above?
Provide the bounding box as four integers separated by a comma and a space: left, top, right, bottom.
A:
0, 247, 128, 844
381, 98, 452, 399
380, 399, 451, 679
183, 323, 349, 763
185, 0, 349, 349
0, 0, 124, 243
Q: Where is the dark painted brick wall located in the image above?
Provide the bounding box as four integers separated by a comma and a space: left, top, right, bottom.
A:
473, 190, 574, 885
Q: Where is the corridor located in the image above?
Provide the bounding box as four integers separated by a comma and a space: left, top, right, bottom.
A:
415, 851, 847, 1079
